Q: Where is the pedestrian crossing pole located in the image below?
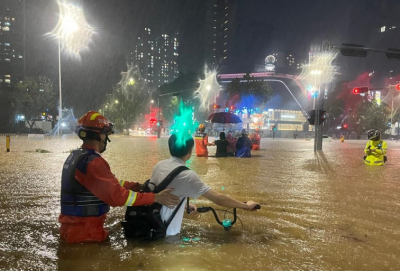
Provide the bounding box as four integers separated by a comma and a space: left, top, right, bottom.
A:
6, 134, 10, 152
314, 85, 325, 152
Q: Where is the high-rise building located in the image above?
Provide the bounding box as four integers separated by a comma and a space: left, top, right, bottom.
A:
205, 0, 273, 73
178, 0, 273, 74
204, 0, 234, 69
128, 28, 179, 87
0, 0, 24, 90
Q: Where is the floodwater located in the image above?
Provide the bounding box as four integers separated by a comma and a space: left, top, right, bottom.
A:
1, 134, 400, 271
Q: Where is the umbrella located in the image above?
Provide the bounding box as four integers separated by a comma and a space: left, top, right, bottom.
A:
206, 112, 242, 124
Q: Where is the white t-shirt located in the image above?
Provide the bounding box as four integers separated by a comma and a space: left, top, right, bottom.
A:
149, 157, 211, 236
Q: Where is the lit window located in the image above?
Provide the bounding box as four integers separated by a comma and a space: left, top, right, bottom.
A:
5, 79, 11, 84
4, 22, 10, 26
5, 58, 10, 62
5, 43, 10, 46
381, 26, 386, 32
2, 26, 10, 31
5, 75, 10, 78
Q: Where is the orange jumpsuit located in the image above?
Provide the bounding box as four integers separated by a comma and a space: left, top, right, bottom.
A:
59, 144, 155, 243
251, 132, 261, 150
195, 132, 209, 157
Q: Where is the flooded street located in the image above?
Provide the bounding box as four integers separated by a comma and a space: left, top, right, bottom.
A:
1, 135, 400, 270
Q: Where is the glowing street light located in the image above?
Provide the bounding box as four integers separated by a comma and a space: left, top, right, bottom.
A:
48, 1, 95, 135
310, 70, 322, 75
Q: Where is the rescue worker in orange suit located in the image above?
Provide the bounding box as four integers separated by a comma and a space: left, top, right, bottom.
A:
251, 128, 261, 150
59, 111, 180, 243
195, 124, 209, 157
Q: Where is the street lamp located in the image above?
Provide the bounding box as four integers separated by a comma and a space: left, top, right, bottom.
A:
48, 1, 94, 135
310, 70, 322, 109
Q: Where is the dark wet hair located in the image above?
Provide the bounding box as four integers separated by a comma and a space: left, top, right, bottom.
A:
168, 134, 194, 157
219, 132, 226, 140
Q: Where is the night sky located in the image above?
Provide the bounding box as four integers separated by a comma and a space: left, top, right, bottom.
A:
23, 0, 398, 115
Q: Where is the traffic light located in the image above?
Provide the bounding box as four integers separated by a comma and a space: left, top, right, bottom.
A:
307, 109, 326, 125
150, 118, 157, 125
229, 105, 234, 111
213, 104, 221, 109
386, 48, 400, 60
270, 125, 277, 131
341, 123, 348, 130
396, 84, 400, 91
352, 87, 369, 94
340, 43, 367, 58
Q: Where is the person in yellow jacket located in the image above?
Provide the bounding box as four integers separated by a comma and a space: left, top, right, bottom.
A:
364, 129, 387, 166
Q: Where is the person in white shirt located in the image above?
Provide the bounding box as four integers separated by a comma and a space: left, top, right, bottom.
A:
149, 133, 259, 237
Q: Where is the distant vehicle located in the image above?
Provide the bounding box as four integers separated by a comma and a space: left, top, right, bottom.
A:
322, 135, 332, 142
313, 135, 332, 142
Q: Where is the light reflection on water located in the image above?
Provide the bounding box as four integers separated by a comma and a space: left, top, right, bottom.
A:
1, 135, 400, 270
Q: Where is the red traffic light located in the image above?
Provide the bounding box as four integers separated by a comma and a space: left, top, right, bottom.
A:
342, 123, 348, 129
396, 84, 400, 91
213, 104, 221, 109
229, 105, 234, 110
352, 87, 369, 94
149, 118, 157, 124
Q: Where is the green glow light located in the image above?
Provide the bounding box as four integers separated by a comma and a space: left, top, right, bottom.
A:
171, 101, 198, 148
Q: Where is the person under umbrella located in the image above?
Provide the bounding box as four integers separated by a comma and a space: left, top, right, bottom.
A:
226, 131, 237, 157
235, 129, 253, 158
213, 132, 229, 157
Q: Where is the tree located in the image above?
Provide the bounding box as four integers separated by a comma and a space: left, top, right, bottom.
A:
158, 71, 200, 123
325, 81, 391, 138
12, 76, 56, 131
225, 73, 273, 108
100, 65, 151, 134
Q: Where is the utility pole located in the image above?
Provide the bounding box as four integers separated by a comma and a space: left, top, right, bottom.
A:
314, 84, 325, 151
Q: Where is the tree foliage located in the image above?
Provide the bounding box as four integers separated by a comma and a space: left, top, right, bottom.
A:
158, 71, 200, 123
225, 73, 273, 107
325, 81, 391, 137
103, 82, 150, 133
13, 76, 56, 130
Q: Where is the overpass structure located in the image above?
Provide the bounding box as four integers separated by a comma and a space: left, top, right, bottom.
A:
217, 72, 306, 94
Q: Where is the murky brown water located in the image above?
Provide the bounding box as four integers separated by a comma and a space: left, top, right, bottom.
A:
1, 134, 400, 270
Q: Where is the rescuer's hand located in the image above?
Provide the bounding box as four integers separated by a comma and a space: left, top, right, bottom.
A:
155, 188, 180, 208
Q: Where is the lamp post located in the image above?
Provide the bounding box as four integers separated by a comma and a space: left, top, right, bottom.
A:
58, 37, 62, 135
310, 70, 321, 109
49, 2, 94, 135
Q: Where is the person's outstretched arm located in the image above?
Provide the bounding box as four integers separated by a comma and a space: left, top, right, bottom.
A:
202, 189, 258, 210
